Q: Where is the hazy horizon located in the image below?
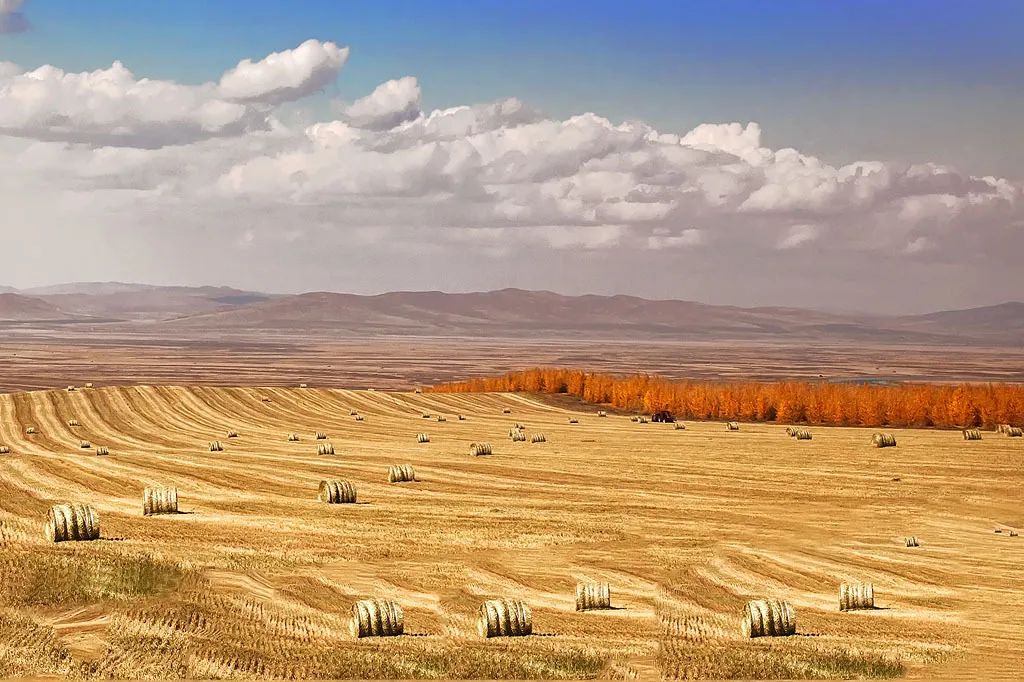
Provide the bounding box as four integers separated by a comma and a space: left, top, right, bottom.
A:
2, 0, 1022, 314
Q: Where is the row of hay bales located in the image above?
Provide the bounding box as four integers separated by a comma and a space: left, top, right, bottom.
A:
351, 581, 878, 640
47, 488, 181, 541
349, 586, 612, 640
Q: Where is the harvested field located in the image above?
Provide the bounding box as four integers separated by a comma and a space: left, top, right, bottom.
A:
0, 386, 1020, 678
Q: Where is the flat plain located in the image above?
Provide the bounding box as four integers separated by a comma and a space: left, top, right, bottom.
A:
2, 332, 1024, 394
0, 385, 1021, 678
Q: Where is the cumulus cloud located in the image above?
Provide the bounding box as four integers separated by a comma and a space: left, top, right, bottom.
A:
0, 0, 28, 33
0, 40, 346, 147
218, 39, 348, 104
344, 76, 421, 130
0, 40, 1021, 309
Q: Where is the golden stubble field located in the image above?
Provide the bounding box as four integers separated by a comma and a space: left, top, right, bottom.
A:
0, 385, 1021, 679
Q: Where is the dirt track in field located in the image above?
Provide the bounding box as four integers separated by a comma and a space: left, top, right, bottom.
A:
0, 386, 1021, 678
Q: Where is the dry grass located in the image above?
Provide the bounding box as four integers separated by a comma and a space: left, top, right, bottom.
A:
0, 386, 1019, 678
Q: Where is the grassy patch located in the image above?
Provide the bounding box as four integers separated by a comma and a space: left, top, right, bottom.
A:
0, 547, 189, 606
659, 638, 906, 679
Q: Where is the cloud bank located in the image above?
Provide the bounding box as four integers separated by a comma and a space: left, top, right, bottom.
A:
0, 40, 1020, 310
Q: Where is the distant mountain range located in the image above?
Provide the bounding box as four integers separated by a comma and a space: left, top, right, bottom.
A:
0, 282, 1021, 345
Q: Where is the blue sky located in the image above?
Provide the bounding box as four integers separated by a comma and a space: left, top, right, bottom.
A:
5, 0, 1024, 177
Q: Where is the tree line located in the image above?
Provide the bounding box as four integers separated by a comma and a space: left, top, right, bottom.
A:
429, 368, 1024, 429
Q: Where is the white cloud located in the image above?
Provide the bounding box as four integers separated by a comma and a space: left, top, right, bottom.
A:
777, 224, 820, 249
344, 76, 421, 130
0, 40, 1021, 303
218, 39, 348, 105
0, 40, 346, 147
904, 236, 934, 254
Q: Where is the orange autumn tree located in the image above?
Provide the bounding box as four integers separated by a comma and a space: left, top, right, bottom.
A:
428, 368, 1024, 429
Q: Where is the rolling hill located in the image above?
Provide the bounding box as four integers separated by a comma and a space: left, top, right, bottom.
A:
0, 283, 1020, 344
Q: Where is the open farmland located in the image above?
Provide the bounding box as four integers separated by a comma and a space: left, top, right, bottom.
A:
0, 386, 1021, 679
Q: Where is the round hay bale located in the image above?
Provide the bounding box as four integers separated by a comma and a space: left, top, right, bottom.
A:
67, 419, 80, 427
785, 426, 796, 437
319, 479, 356, 504
45, 503, 100, 542
315, 432, 327, 440
143, 486, 178, 515
1007, 427, 1023, 437
354, 415, 364, 422
79, 440, 92, 449
288, 433, 300, 442
0, 446, 10, 454
872, 433, 897, 447
415, 388, 423, 394
502, 408, 512, 415
299, 383, 308, 388
437, 416, 447, 422
66, 386, 76, 392
422, 414, 432, 419
26, 427, 36, 434
726, 422, 740, 431
740, 599, 795, 638
575, 582, 611, 611
530, 433, 546, 443
417, 433, 430, 443
477, 599, 532, 638
795, 429, 812, 440
674, 422, 686, 430
458, 415, 466, 421
962, 429, 982, 441
350, 599, 404, 638
350, 410, 359, 416
510, 430, 526, 442
638, 416, 649, 424
209, 441, 223, 452
568, 417, 579, 424
95, 446, 109, 456
226, 431, 239, 438
317, 443, 335, 455
470, 442, 492, 457
597, 411, 607, 417
84, 383, 94, 389
905, 536, 920, 547
838, 582, 874, 611
388, 464, 416, 483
